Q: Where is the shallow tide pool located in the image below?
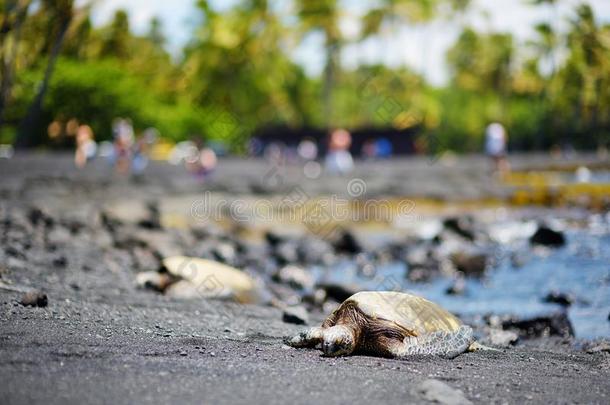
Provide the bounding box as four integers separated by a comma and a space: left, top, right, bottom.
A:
315, 227, 610, 339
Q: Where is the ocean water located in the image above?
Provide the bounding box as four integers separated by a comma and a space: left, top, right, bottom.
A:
315, 225, 610, 339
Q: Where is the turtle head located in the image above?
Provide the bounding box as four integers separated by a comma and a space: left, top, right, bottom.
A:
322, 325, 355, 357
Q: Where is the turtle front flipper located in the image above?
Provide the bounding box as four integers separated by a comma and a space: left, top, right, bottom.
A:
390, 325, 474, 359
284, 327, 325, 348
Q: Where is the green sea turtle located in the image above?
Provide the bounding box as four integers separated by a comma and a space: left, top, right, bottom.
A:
136, 256, 264, 304
286, 291, 493, 358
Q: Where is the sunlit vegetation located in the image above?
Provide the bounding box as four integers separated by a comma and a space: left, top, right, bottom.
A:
0, 0, 608, 152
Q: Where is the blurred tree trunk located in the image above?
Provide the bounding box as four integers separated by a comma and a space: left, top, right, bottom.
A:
15, 1, 72, 149
0, 0, 32, 128
323, 39, 338, 128
296, 0, 341, 128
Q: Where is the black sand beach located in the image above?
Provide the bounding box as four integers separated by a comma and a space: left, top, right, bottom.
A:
1, 153, 609, 405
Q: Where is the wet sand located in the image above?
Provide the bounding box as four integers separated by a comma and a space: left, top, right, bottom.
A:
1, 153, 609, 404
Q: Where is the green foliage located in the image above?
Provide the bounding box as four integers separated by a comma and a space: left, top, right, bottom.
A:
43, 58, 209, 141
2, 0, 610, 152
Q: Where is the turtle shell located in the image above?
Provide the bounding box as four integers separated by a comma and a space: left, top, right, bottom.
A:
346, 291, 462, 334
163, 256, 260, 303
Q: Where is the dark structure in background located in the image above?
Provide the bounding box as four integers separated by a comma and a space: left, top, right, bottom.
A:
252, 126, 419, 157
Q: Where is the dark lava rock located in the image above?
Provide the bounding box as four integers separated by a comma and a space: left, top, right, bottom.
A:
267, 283, 301, 307
542, 291, 574, 307
331, 230, 362, 254
317, 283, 358, 303
585, 341, 610, 354
60, 218, 86, 235
265, 230, 286, 247
502, 312, 574, 339
20, 291, 48, 307
211, 242, 237, 265
274, 241, 299, 265
302, 289, 328, 309
27, 207, 54, 228
407, 267, 436, 283
297, 237, 334, 265
404, 245, 440, 282
445, 277, 467, 296
100, 211, 122, 233
137, 201, 162, 229
132, 246, 161, 271
442, 216, 475, 241
282, 306, 309, 325
450, 252, 487, 278
52, 255, 67, 268
273, 265, 314, 291
484, 328, 519, 347
530, 225, 565, 247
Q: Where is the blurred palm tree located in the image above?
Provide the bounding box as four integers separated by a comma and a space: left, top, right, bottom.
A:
294, 0, 341, 127
16, 0, 74, 148
561, 4, 609, 144
0, 0, 32, 127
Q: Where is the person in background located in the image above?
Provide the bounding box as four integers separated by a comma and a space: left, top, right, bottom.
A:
132, 136, 148, 176
186, 137, 217, 181
74, 125, 97, 168
131, 127, 158, 176
297, 138, 318, 162
361, 138, 377, 160
485, 122, 509, 175
113, 118, 134, 175
375, 137, 393, 159
325, 128, 353, 174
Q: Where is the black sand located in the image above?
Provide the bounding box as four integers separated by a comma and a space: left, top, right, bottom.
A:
1, 153, 609, 404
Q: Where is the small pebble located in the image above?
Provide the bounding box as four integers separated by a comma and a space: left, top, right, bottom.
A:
20, 291, 48, 307
179, 351, 187, 356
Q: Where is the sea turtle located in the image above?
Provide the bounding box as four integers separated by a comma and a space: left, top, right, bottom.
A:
286, 291, 493, 358
136, 256, 265, 304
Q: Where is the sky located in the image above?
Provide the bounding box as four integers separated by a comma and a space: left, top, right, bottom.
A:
87, 0, 610, 86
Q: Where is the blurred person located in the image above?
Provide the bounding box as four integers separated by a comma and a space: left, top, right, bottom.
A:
132, 136, 148, 176
325, 128, 353, 174
66, 118, 79, 137
550, 144, 562, 160
264, 141, 286, 166
47, 120, 62, 140
113, 118, 134, 175
485, 122, 509, 175
198, 146, 218, 179
375, 137, 393, 158
575, 166, 592, 183
186, 137, 217, 181
131, 128, 158, 175
0, 144, 14, 159
297, 138, 318, 162
248, 137, 263, 157
362, 138, 377, 159
299, 137, 321, 179
74, 125, 97, 168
